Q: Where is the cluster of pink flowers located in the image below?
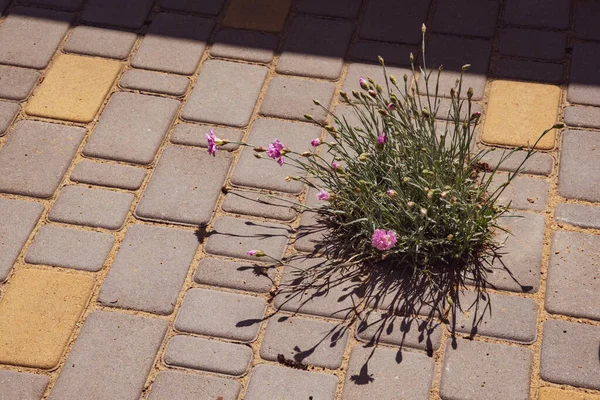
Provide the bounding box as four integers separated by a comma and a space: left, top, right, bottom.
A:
371, 229, 397, 251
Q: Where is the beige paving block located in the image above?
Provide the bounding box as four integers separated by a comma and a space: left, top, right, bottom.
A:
0, 267, 95, 369
26, 54, 120, 123
482, 80, 560, 150
539, 387, 600, 400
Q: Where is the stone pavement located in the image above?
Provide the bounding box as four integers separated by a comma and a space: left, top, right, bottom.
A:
0, 0, 598, 399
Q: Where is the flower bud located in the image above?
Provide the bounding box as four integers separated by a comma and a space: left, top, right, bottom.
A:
359, 76, 368, 89
304, 114, 314, 121
553, 122, 565, 129
386, 189, 398, 198
390, 75, 397, 85
403, 177, 411, 183
462, 64, 471, 72
253, 153, 263, 159
376, 84, 383, 93
352, 90, 360, 99
409, 52, 414, 63
420, 208, 427, 216
467, 87, 474, 99
368, 90, 377, 98
378, 55, 385, 66
253, 146, 266, 152
407, 201, 415, 208
421, 23, 427, 33
469, 111, 481, 121
359, 153, 369, 161
313, 99, 321, 106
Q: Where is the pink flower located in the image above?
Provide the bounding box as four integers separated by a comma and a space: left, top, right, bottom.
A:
332, 162, 340, 170
246, 249, 265, 257
371, 229, 397, 251
386, 189, 397, 198
387, 102, 396, 110
206, 129, 217, 156
359, 76, 368, 89
310, 138, 321, 147
377, 133, 387, 144
317, 190, 330, 201
267, 139, 285, 166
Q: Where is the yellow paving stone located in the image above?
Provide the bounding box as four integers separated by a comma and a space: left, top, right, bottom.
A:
223, 0, 292, 32
26, 54, 121, 123
539, 387, 600, 400
0, 267, 95, 369
481, 80, 561, 150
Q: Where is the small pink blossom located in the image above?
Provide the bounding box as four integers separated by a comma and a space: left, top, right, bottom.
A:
317, 190, 330, 201
206, 129, 217, 156
246, 249, 265, 257
332, 161, 340, 170
377, 133, 387, 144
386, 189, 397, 198
359, 76, 368, 89
310, 138, 321, 147
387, 102, 396, 110
267, 139, 285, 166
371, 229, 398, 251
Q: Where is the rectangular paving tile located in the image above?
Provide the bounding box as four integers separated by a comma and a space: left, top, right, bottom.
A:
0, 6, 71, 69
343, 346, 434, 400
0, 101, 20, 136
194, 257, 274, 293
494, 58, 564, 84
478, 148, 554, 176
568, 43, 600, 106
0, 120, 85, 198
175, 288, 266, 342
48, 185, 134, 230
81, 0, 154, 29
148, 370, 240, 400
432, 0, 499, 38
555, 203, 600, 229
276, 15, 354, 79
182, 60, 267, 127
498, 28, 567, 61
204, 216, 290, 261
222, 190, 297, 221
0, 198, 43, 282
0, 65, 40, 100
558, 130, 600, 202
489, 173, 549, 211
539, 387, 600, 400
132, 13, 214, 75
564, 105, 600, 129
223, 0, 291, 32
120, 69, 190, 96
503, 0, 570, 29
351, 41, 416, 67
84, 92, 180, 164
25, 225, 114, 272
546, 231, 600, 321
575, 0, 600, 40
21, 0, 84, 10
135, 145, 233, 226
26, 54, 121, 123
64, 26, 137, 59
210, 28, 278, 63
230, 118, 320, 194
160, 0, 227, 15
0, 370, 49, 400
359, 0, 431, 44
540, 319, 600, 391
297, 0, 361, 18
70, 160, 146, 191
164, 335, 252, 376
171, 123, 242, 150
49, 310, 168, 400
245, 364, 337, 400
98, 224, 198, 315
0, 267, 94, 369
342, 62, 412, 97
440, 338, 532, 400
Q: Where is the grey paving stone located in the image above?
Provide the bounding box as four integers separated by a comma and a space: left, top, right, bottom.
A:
70, 160, 146, 191
297, 0, 361, 18
0, 65, 40, 100
343, 346, 434, 400
81, 0, 154, 29
294, 211, 328, 253
0, 120, 85, 198
159, 0, 226, 15
0, 0, 7, 12
260, 76, 335, 122
274, 256, 360, 319
452, 291, 538, 343
418, 35, 491, 100
351, 41, 416, 67
546, 231, 600, 321
558, 130, 600, 202
48, 185, 134, 230
498, 28, 567, 61
204, 216, 290, 261
171, 123, 242, 150
230, 118, 320, 194
132, 13, 214, 75
211, 29, 278, 63
260, 314, 349, 369
359, 0, 431, 44
494, 58, 564, 84
245, 364, 338, 400
478, 148, 554, 176
175, 288, 267, 342
503, 0, 570, 29
575, 0, 600, 40
276, 15, 354, 79
540, 319, 600, 390
64, 26, 137, 59
488, 173, 549, 211
440, 338, 532, 400
356, 312, 443, 353
222, 190, 297, 221
19, 0, 84, 10
555, 203, 600, 229
485, 212, 545, 293
148, 370, 240, 400
432, 0, 499, 38
0, 101, 19, 136
98, 224, 198, 315
564, 105, 600, 129
0, 370, 49, 400
49, 310, 167, 400
194, 257, 274, 293
84, 92, 180, 165
120, 69, 189, 96
182, 60, 267, 127
0, 6, 71, 69
568, 43, 600, 106
164, 335, 253, 376
25, 225, 115, 272
0, 198, 43, 282
136, 145, 232, 226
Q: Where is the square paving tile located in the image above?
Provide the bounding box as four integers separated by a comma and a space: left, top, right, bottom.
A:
432, 0, 499, 38
26, 54, 121, 123
64, 26, 137, 59
0, 120, 85, 198
0, 65, 40, 100
568, 43, 600, 106
223, 0, 292, 32
558, 130, 600, 202
210, 28, 279, 64
148, 370, 240, 400
482, 80, 560, 149
0, 370, 49, 400
81, 0, 154, 29
359, 0, 431, 44
194, 257, 274, 293
546, 231, 600, 321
